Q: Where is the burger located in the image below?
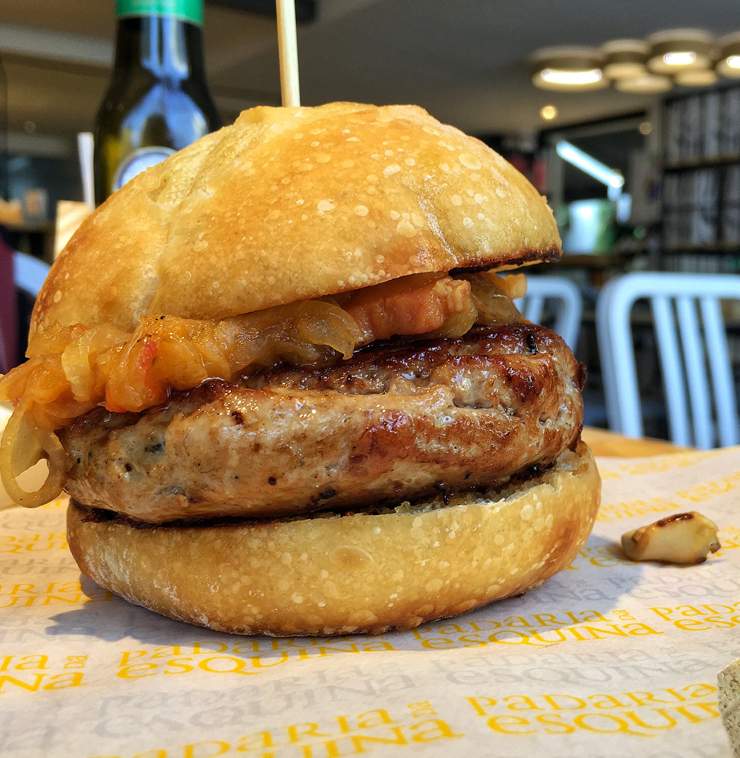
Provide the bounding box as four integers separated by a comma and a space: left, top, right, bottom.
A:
0, 103, 600, 636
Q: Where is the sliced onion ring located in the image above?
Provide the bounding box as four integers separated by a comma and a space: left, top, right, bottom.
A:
0, 406, 66, 508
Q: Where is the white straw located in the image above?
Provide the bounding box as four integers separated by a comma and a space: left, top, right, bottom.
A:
276, 0, 300, 107
77, 132, 95, 210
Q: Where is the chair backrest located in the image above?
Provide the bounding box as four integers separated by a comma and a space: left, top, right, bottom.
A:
516, 276, 582, 351
13, 251, 50, 299
596, 271, 740, 449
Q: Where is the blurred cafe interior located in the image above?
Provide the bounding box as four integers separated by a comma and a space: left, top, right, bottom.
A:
2, 0, 740, 448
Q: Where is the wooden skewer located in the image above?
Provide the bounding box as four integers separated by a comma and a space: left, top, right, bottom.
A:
276, 0, 300, 107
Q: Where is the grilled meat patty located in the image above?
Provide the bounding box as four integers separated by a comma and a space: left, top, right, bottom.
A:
61, 324, 584, 523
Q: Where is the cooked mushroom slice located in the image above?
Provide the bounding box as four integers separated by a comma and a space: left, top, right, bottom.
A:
621, 512, 720, 565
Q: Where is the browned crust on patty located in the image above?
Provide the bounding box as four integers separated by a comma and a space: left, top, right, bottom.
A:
61, 324, 583, 524
67, 442, 600, 636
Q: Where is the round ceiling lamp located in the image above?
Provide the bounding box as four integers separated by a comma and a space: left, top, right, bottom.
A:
531, 47, 607, 91
675, 69, 719, 86
601, 39, 648, 80
614, 73, 673, 94
540, 105, 558, 121
647, 29, 715, 74
717, 32, 740, 78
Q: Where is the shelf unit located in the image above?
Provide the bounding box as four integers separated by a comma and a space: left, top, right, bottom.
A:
661, 82, 740, 273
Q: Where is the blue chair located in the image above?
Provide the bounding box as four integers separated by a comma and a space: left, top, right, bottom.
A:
13, 251, 49, 298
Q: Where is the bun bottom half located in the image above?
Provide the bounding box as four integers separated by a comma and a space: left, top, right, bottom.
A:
67, 442, 600, 636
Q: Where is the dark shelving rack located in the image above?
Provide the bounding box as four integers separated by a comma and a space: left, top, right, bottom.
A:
661, 82, 740, 274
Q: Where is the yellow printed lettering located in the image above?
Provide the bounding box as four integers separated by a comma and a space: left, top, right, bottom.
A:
11, 583, 35, 595
360, 641, 396, 652
0, 674, 44, 692
64, 655, 88, 669
694, 702, 721, 718
251, 652, 289, 668
198, 657, 255, 676
119, 651, 147, 666
625, 623, 663, 636
407, 701, 437, 718
588, 694, 629, 709
436, 623, 466, 635
192, 642, 228, 655
16, 655, 49, 671
44, 672, 85, 690
580, 610, 610, 623
236, 731, 275, 750
485, 715, 535, 735
420, 638, 454, 649
671, 705, 706, 724
356, 710, 398, 729
572, 713, 651, 737
675, 619, 711, 631
543, 694, 586, 710
469, 620, 501, 632
536, 713, 576, 734
164, 658, 194, 675
409, 718, 463, 742
183, 741, 230, 758
685, 683, 717, 699
118, 663, 157, 680
502, 695, 541, 711
151, 646, 181, 659
504, 616, 533, 628
466, 696, 497, 716
624, 709, 677, 730
459, 634, 486, 648
287, 723, 331, 743
350, 727, 408, 749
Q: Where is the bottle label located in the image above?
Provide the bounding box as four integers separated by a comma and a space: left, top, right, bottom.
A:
113, 146, 176, 192
116, 0, 203, 25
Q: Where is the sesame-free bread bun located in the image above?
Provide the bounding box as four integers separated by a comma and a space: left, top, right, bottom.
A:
32, 103, 559, 339
67, 442, 599, 637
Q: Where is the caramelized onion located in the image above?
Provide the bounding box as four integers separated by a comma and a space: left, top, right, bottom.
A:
466, 273, 523, 325
0, 271, 530, 508
0, 405, 66, 508
492, 272, 527, 300
0, 271, 525, 434
61, 324, 128, 401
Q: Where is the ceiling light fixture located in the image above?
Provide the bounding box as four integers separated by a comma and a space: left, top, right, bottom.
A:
663, 51, 697, 66
647, 29, 714, 74
531, 47, 607, 91
529, 28, 740, 97
615, 73, 673, 94
556, 140, 624, 200
540, 68, 602, 86
717, 33, 740, 78
540, 105, 558, 121
675, 69, 719, 87
601, 39, 648, 80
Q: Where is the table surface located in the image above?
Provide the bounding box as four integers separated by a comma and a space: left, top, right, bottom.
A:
581, 426, 684, 457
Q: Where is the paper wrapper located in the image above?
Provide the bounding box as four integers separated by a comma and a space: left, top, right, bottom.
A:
0, 448, 738, 758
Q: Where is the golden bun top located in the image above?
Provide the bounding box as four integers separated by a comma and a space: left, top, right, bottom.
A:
32, 102, 560, 339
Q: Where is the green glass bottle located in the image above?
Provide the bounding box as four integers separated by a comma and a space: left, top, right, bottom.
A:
94, 0, 221, 203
